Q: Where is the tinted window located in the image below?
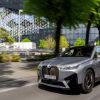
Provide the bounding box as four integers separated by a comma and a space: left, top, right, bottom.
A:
62, 46, 94, 57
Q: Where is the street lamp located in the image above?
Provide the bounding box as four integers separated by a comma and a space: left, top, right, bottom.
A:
0, 15, 3, 28
18, 9, 23, 43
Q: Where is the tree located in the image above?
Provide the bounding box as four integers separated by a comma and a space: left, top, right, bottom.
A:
39, 36, 55, 49
92, 0, 100, 40
74, 38, 85, 47
24, 0, 95, 56
21, 38, 31, 42
5, 36, 16, 44
35, 16, 48, 27
0, 28, 16, 44
83, 0, 100, 45
60, 36, 69, 48
85, 13, 94, 45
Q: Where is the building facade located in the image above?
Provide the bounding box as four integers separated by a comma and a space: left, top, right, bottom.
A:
0, 0, 23, 10
0, 2, 99, 46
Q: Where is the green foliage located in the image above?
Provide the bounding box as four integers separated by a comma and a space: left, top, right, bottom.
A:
39, 40, 47, 49
39, 36, 55, 49
11, 55, 20, 62
60, 36, 69, 48
24, 0, 96, 56
74, 38, 85, 47
35, 17, 48, 27
0, 54, 20, 63
39, 35, 69, 49
24, 0, 95, 27
5, 36, 16, 44
96, 41, 100, 46
0, 28, 16, 44
0, 54, 12, 63
21, 38, 31, 42
92, 1, 100, 25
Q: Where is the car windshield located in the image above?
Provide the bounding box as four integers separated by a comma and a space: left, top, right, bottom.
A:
62, 46, 94, 57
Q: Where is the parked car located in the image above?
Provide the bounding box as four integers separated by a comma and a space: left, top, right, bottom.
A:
37, 46, 100, 93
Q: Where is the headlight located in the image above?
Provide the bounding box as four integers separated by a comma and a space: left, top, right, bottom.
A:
38, 65, 41, 69
38, 62, 43, 70
59, 65, 79, 70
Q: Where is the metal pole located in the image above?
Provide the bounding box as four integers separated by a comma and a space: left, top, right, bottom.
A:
18, 10, 21, 43
0, 15, 2, 28
18, 10, 23, 43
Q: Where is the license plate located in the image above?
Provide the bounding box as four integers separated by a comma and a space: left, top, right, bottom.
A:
44, 75, 56, 80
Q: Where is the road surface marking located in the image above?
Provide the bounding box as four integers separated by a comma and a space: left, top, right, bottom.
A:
23, 83, 38, 87
0, 82, 38, 93
0, 88, 16, 93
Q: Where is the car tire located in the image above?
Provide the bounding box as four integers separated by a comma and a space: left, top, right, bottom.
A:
81, 69, 95, 93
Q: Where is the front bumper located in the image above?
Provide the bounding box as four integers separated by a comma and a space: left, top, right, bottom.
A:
38, 73, 78, 89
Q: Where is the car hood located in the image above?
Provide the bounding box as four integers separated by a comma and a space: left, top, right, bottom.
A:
40, 57, 91, 67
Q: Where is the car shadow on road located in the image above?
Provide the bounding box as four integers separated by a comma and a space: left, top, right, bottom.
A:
94, 81, 100, 87
0, 63, 13, 76
0, 63, 28, 89
0, 77, 29, 88
38, 85, 81, 95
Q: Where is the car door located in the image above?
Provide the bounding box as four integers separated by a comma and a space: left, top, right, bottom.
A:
95, 47, 100, 78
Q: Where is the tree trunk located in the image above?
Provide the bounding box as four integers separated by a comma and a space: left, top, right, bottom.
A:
98, 28, 100, 45
85, 14, 94, 45
99, 30, 100, 41
97, 24, 100, 41
54, 19, 62, 56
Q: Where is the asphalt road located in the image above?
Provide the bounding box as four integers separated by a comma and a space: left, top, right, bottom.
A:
0, 82, 100, 100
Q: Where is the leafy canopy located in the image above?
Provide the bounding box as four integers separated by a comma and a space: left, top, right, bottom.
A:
24, 0, 96, 26
91, 0, 100, 27
0, 28, 16, 44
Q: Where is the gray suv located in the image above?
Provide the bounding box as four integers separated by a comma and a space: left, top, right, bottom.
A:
37, 46, 100, 93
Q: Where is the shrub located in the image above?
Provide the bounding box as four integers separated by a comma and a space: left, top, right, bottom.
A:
60, 35, 69, 48
0, 54, 12, 63
21, 38, 31, 42
39, 36, 55, 49
39, 35, 69, 49
11, 55, 20, 62
0, 54, 20, 63
74, 38, 85, 47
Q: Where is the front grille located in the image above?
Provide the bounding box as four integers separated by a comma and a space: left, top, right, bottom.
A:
42, 79, 65, 87
42, 66, 59, 80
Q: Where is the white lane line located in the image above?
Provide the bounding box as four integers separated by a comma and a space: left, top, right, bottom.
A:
0, 82, 38, 93
22, 83, 38, 87
0, 88, 16, 93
